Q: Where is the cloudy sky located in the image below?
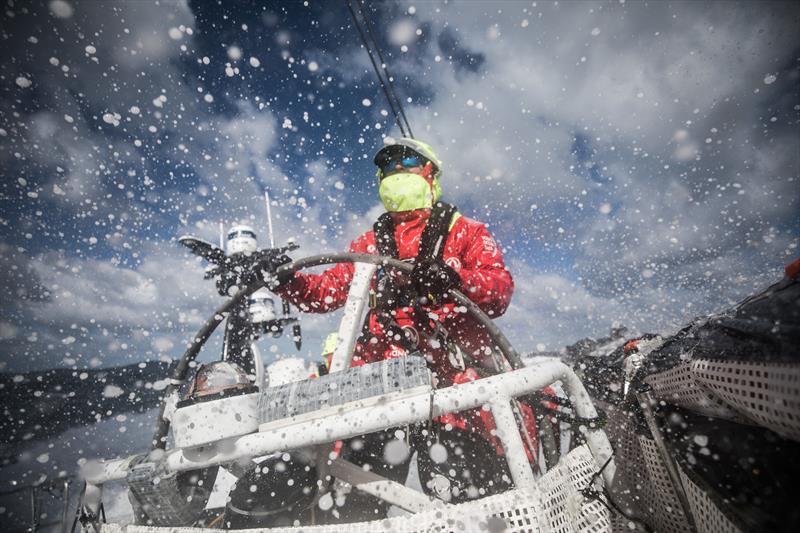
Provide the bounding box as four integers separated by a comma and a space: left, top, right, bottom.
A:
1, 0, 798, 374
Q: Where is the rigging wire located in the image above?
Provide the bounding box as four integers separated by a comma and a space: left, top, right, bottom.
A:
345, 0, 406, 137
345, 0, 413, 139
355, 0, 414, 138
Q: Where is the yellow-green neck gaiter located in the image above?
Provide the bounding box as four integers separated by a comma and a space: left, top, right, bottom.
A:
379, 173, 438, 212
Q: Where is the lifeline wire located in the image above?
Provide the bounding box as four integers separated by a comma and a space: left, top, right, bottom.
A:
345, 0, 412, 138
355, 0, 414, 138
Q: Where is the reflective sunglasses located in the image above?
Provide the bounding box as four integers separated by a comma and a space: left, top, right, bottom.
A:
378, 154, 423, 177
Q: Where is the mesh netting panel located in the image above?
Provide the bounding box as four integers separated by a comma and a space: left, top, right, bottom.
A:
644, 362, 744, 421
691, 359, 800, 441
604, 410, 651, 533
645, 359, 800, 442
609, 514, 648, 532
126, 460, 203, 527
678, 467, 742, 533
606, 406, 748, 533
604, 406, 692, 533
535, 446, 611, 533
102, 445, 611, 533
636, 436, 692, 533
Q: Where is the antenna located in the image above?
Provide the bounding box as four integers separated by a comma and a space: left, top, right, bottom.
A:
264, 190, 276, 248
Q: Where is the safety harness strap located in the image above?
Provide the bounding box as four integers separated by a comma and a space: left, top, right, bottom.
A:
370, 203, 459, 354
373, 211, 398, 259
418, 202, 459, 262
371, 202, 458, 312
373, 202, 458, 262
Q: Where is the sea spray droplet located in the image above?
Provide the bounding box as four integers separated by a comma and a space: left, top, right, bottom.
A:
429, 443, 448, 464
383, 439, 410, 465
49, 0, 73, 18
227, 46, 242, 61
104, 385, 124, 398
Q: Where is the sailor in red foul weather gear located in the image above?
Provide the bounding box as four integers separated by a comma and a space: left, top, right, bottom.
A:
271, 137, 537, 510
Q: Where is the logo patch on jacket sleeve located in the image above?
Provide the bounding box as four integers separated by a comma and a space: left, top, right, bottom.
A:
481, 235, 497, 255
445, 256, 462, 271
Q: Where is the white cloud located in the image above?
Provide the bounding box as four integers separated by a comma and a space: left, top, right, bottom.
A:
308, 1, 797, 355
219, 105, 279, 166
2, 0, 797, 372
14, 243, 217, 366
498, 261, 626, 351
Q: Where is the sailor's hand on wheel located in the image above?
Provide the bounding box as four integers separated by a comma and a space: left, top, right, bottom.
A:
254, 251, 293, 290
411, 258, 461, 305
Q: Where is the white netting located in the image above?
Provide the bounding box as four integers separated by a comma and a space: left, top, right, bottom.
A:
101, 445, 611, 533
691, 359, 800, 441
678, 468, 742, 533
635, 436, 692, 533
606, 409, 747, 533
644, 359, 800, 441
602, 409, 651, 533
644, 362, 744, 421
603, 407, 693, 533
534, 444, 610, 533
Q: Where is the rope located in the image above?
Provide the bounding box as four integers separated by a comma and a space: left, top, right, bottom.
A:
206, 512, 225, 529
580, 455, 655, 532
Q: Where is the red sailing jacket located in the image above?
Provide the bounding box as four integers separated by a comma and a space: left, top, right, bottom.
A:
279, 209, 538, 459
